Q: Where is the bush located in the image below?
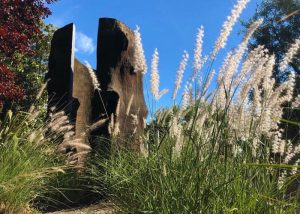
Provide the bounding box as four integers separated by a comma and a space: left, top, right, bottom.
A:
0, 110, 65, 213
89, 105, 299, 213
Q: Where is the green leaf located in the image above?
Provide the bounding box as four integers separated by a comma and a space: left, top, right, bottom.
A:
243, 163, 300, 169
280, 118, 300, 127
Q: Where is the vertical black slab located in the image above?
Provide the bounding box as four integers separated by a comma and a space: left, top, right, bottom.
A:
47, 23, 75, 117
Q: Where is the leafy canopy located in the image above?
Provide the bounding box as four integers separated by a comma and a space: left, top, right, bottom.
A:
243, 0, 300, 83
0, 0, 57, 109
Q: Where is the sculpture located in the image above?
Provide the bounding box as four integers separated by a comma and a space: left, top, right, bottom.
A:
47, 18, 148, 161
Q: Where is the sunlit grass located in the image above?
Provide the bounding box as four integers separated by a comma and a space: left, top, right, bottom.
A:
0, 110, 66, 213
88, 105, 300, 213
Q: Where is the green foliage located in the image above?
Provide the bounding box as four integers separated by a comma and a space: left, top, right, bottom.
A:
243, 0, 300, 81
10, 23, 56, 110
89, 104, 299, 213
0, 110, 65, 213
35, 167, 106, 212
0, 0, 57, 109
242, 0, 300, 142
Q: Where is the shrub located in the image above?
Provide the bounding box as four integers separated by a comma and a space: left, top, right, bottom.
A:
0, 110, 65, 213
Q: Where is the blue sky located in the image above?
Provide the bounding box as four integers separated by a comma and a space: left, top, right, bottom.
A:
45, 0, 261, 109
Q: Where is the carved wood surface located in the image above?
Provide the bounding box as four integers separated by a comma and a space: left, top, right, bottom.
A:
48, 18, 148, 154
73, 59, 94, 140
96, 18, 148, 151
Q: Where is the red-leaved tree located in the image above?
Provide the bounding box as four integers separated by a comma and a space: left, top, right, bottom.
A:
0, 0, 56, 109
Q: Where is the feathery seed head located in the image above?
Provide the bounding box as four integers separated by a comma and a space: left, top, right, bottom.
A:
192, 26, 206, 80
182, 82, 193, 109
172, 50, 189, 100
158, 88, 169, 100
86, 65, 100, 91
134, 25, 147, 74
151, 48, 160, 100
203, 69, 215, 96
279, 37, 300, 72
293, 94, 300, 108
36, 80, 49, 100
211, 0, 250, 59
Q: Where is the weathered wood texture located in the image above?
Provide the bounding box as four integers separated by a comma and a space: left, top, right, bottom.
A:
47, 18, 148, 154
73, 59, 94, 140
95, 18, 148, 151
